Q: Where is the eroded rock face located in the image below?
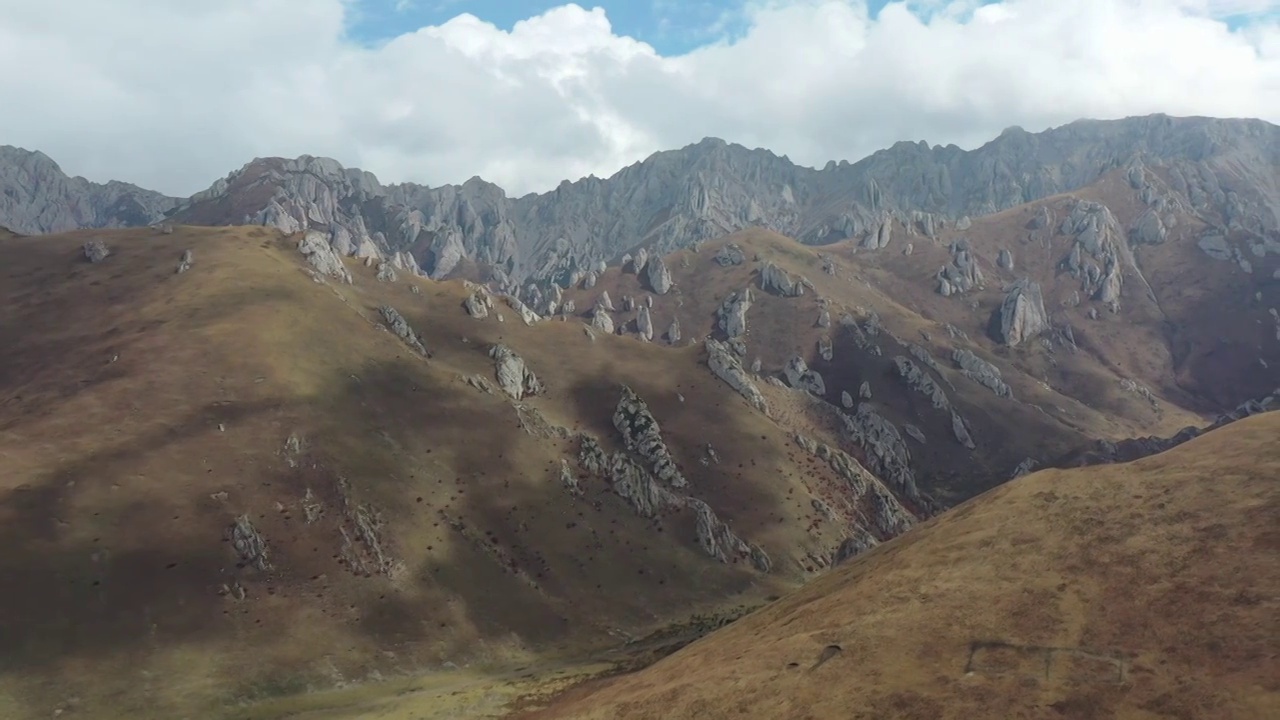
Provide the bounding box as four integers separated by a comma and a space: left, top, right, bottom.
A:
705, 339, 768, 413
376, 261, 397, 282
504, 295, 542, 325
997, 279, 1049, 346
793, 434, 916, 540
299, 230, 352, 284
953, 348, 1012, 398
613, 386, 688, 489
489, 344, 543, 400
380, 305, 428, 356
783, 356, 826, 395
759, 262, 805, 297
689, 498, 771, 572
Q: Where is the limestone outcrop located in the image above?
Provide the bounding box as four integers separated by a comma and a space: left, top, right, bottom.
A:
996, 279, 1049, 346
489, 344, 543, 400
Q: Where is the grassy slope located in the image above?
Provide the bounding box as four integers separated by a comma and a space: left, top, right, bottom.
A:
0, 226, 859, 719
533, 410, 1280, 720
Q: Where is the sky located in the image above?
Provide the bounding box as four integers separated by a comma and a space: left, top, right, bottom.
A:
0, 0, 1278, 198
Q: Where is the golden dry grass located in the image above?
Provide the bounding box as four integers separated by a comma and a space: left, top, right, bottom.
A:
533, 410, 1280, 720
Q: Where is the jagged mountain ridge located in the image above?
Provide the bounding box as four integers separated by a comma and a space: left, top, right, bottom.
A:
2, 115, 1276, 287
0, 146, 179, 234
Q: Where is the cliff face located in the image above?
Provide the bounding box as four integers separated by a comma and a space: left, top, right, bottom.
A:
3, 115, 1277, 288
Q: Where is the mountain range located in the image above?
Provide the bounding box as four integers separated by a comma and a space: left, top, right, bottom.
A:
1, 113, 1278, 719
4, 114, 1278, 289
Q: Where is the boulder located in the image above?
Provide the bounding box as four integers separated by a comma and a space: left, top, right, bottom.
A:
175, 249, 193, 274
489, 344, 544, 400
952, 348, 1012, 398
380, 305, 429, 356
783, 356, 826, 395
83, 239, 110, 263
298, 231, 352, 284
997, 249, 1014, 271
636, 306, 654, 342
704, 339, 768, 413
996, 279, 1049, 346
717, 288, 753, 338
759, 262, 805, 297
646, 255, 673, 294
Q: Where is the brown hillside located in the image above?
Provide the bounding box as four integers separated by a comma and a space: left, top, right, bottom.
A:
0, 225, 926, 719
532, 410, 1280, 720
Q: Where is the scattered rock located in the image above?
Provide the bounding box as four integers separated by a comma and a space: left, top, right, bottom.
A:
613, 386, 688, 489
1010, 458, 1037, 479
489, 344, 543, 400
997, 248, 1014, 271
705, 339, 769, 413
379, 305, 428, 356
504, 295, 542, 325
591, 307, 615, 334
228, 515, 271, 571
464, 290, 492, 319
936, 240, 984, 296
783, 356, 826, 395
818, 335, 833, 361
893, 357, 950, 410
597, 291, 616, 312
667, 317, 682, 344
952, 348, 1013, 398
816, 309, 831, 328
840, 405, 919, 501
859, 381, 872, 399
298, 230, 352, 283
841, 390, 854, 408
82, 239, 110, 263
376, 261, 397, 282
175, 249, 194, 274
713, 243, 745, 266
759, 262, 805, 297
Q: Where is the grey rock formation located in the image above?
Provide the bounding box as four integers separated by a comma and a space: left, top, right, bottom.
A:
646, 255, 673, 294
704, 339, 768, 413
997, 279, 1049, 346
82, 239, 110, 263
688, 498, 772, 572
380, 305, 428, 356
818, 335, 833, 362
463, 288, 492, 319
759, 262, 805, 297
299, 230, 353, 283
229, 515, 271, 571
590, 306, 615, 334
952, 348, 1013, 398
489, 344, 543, 400
841, 390, 854, 409
902, 242, 914, 256
859, 381, 872, 399
613, 386, 688, 489
504, 295, 542, 325
1010, 457, 1038, 479
630, 248, 649, 274
622, 294, 635, 312
840, 405, 919, 502
816, 308, 831, 328
596, 290, 616, 312
794, 435, 916, 542
717, 288, 753, 338
1130, 208, 1167, 245
936, 239, 984, 296
578, 434, 682, 519
783, 355, 826, 395
636, 306, 654, 341
893, 357, 950, 410
175, 249, 194, 274
713, 243, 745, 266
997, 248, 1014, 271
666, 317, 682, 344
951, 411, 976, 450
376, 261, 397, 282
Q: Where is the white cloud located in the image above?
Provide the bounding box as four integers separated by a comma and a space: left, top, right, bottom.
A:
0, 0, 1276, 197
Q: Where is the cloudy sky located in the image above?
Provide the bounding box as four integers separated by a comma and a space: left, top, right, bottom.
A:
1, 0, 1277, 197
